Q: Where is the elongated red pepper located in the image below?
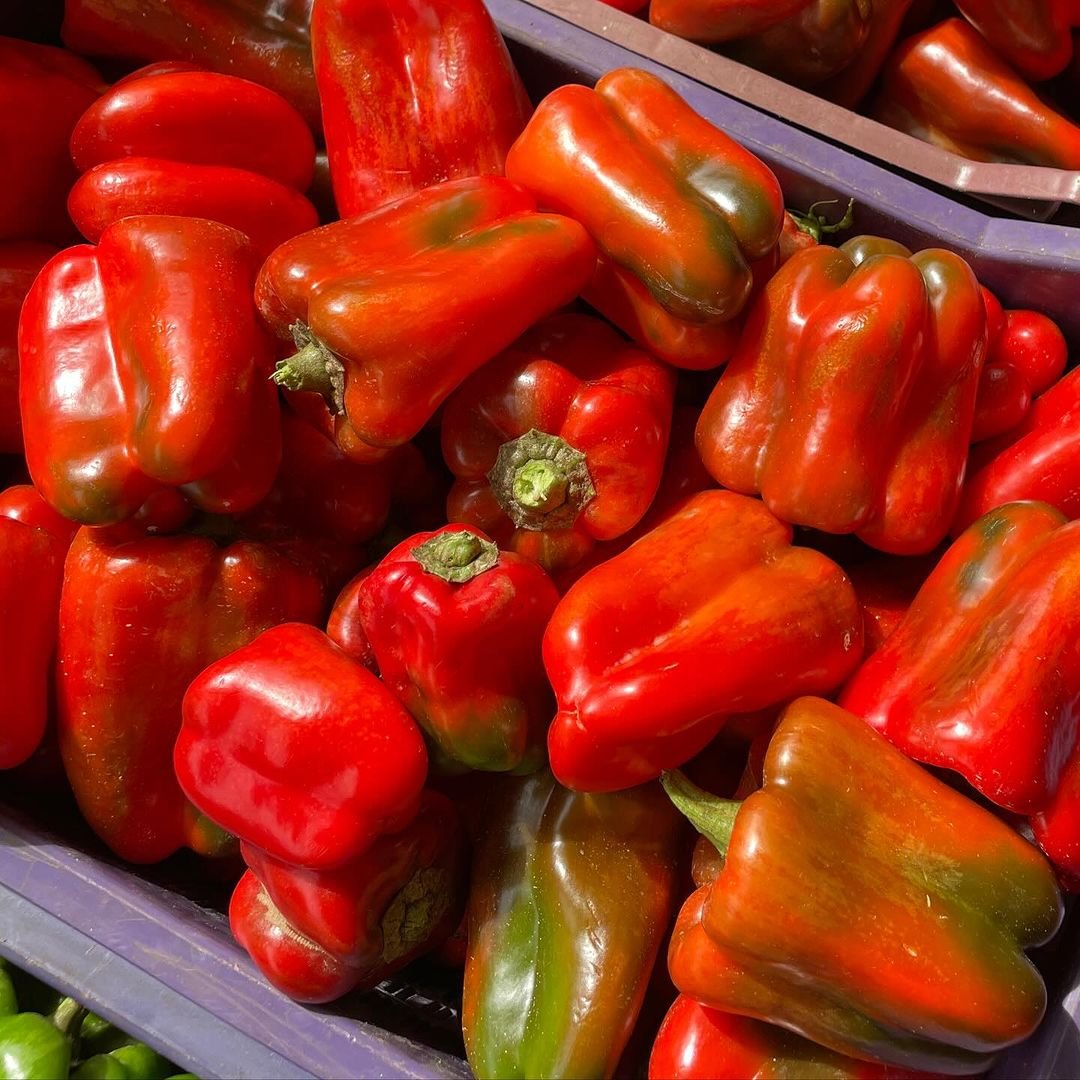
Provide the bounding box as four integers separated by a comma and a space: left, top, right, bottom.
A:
505, 68, 784, 369
339, 525, 559, 772
544, 489, 863, 791
665, 697, 1062, 1074
311, 0, 531, 218
176, 623, 428, 868
0, 37, 102, 245
818, 0, 915, 107
0, 243, 55, 455
954, 0, 1080, 82
873, 19, 1080, 169
258, 177, 596, 455
442, 313, 676, 575
19, 215, 281, 526
696, 238, 987, 555
647, 0, 812, 41
0, 487, 77, 770
61, 0, 321, 132
842, 501, 1080, 881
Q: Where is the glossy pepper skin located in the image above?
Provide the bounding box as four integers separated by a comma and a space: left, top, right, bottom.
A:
0, 487, 77, 770
505, 68, 784, 368
696, 238, 987, 555
311, 0, 532, 218
343, 525, 559, 772
257, 177, 596, 455
176, 623, 428, 869
463, 770, 684, 1080
818, 0, 915, 107
544, 489, 863, 792
953, 0, 1080, 82
442, 313, 676, 576
873, 19, 1080, 170
61, 0, 321, 132
58, 528, 330, 863
232, 790, 464, 1002
0, 1013, 72, 1080
665, 697, 1063, 1075
841, 502, 1080, 879
0, 37, 103, 245
19, 215, 281, 527
0, 243, 56, 454
649, 995, 940, 1079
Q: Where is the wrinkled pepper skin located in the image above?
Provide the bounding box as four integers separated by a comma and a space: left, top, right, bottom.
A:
505, 68, 784, 367
649, 995, 940, 1079
442, 313, 676, 575
311, 0, 531, 218
235, 790, 464, 1002
59, 529, 329, 863
0, 487, 77, 770
463, 770, 684, 1080
19, 215, 281, 527
954, 0, 1080, 82
841, 502, 1080, 880
344, 525, 559, 772
666, 697, 1063, 1075
61, 0, 321, 132
544, 489, 863, 792
956, 367, 1080, 530
0, 243, 56, 454
873, 19, 1080, 169
696, 238, 987, 555
176, 623, 428, 869
258, 177, 595, 454
0, 37, 103, 245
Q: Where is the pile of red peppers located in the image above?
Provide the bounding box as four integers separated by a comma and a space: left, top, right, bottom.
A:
2, 1, 1080, 1078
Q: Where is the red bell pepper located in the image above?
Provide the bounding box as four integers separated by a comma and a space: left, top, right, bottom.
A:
0, 242, 56, 455
873, 19, 1080, 169
442, 313, 676, 576
696, 238, 987, 555
338, 524, 559, 772
61, 0, 321, 132
544, 489, 863, 792
505, 68, 784, 369
842, 501, 1080, 880
664, 697, 1063, 1074
954, 0, 1080, 82
955, 366, 1080, 531
233, 789, 464, 1002
311, 0, 531, 218
0, 486, 77, 770
257, 177, 596, 455
176, 623, 428, 868
0, 37, 103, 246
844, 552, 938, 655
19, 215, 281, 527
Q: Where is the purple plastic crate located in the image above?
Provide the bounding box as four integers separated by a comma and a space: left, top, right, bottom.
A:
2, 3, 1080, 1077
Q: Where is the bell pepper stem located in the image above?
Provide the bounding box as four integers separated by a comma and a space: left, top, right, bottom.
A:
789, 198, 856, 243
487, 429, 595, 530
660, 770, 741, 859
413, 530, 499, 583
270, 322, 346, 414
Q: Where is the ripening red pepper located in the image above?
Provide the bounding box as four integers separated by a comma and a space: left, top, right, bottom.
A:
176, 623, 428, 868
442, 313, 676, 576
664, 697, 1063, 1075
232, 790, 464, 1003
696, 237, 987, 555
0, 487, 77, 770
818, 0, 915, 107
339, 525, 559, 773
311, 0, 531, 218
953, 0, 1080, 82
505, 68, 784, 369
19, 215, 281, 527
0, 242, 56, 455
544, 490, 863, 792
257, 177, 596, 456
61, 0, 321, 132
0, 37, 103, 245
873, 19, 1080, 169
647, 0, 814, 43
